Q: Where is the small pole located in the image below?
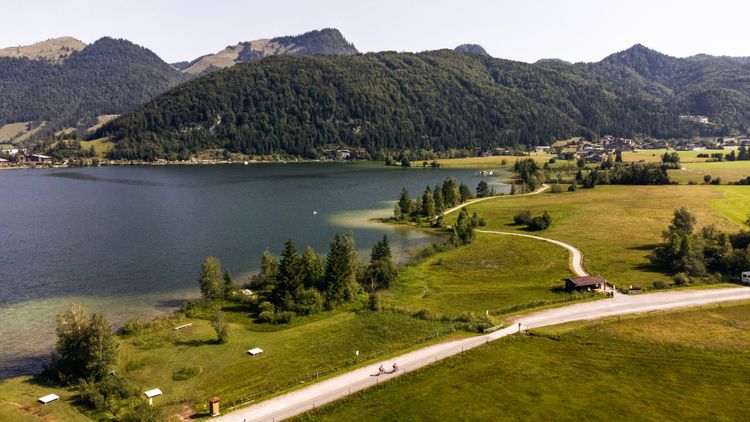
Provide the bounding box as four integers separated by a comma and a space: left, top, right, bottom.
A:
518, 322, 521, 333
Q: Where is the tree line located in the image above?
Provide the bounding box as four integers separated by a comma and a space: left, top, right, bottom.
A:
650, 207, 750, 286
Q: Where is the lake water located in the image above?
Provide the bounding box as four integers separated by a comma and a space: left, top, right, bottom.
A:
0, 163, 506, 378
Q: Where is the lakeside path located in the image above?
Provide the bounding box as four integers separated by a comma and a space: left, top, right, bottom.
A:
440, 183, 550, 217
216, 286, 750, 422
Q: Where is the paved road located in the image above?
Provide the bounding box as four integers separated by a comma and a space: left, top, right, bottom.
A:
216, 286, 750, 421
477, 230, 587, 277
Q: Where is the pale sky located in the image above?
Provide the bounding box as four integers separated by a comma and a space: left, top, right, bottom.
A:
1, 0, 748, 63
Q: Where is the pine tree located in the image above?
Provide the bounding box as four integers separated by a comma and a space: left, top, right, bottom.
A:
366, 235, 396, 291
442, 177, 460, 207
271, 239, 305, 311
323, 233, 357, 308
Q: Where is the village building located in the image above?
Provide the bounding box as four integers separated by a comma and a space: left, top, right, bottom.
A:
565, 274, 608, 291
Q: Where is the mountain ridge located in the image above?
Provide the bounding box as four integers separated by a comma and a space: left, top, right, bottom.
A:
180, 28, 358, 75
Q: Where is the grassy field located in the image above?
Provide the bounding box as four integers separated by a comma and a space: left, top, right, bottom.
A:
297, 303, 750, 421
118, 308, 456, 414
620, 148, 723, 163
669, 160, 750, 184
0, 122, 32, 143
432, 153, 556, 168
78, 137, 114, 157
0, 376, 89, 422
386, 233, 576, 317
451, 185, 742, 289
709, 186, 750, 226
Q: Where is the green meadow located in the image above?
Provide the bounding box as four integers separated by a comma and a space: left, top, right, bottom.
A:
297, 302, 750, 421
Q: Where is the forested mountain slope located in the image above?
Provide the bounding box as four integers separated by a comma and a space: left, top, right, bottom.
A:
98, 48, 713, 160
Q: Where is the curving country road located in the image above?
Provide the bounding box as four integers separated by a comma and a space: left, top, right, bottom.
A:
477, 230, 588, 277
216, 286, 750, 421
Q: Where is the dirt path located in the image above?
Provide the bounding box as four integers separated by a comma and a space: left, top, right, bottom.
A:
440, 183, 550, 217
216, 286, 750, 421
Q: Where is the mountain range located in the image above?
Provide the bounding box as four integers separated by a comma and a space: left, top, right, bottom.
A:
1, 29, 749, 159
98, 44, 750, 160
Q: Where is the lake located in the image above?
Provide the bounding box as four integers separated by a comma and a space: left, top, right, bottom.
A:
0, 163, 507, 378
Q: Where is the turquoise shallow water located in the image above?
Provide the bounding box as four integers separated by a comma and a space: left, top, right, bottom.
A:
0, 163, 507, 378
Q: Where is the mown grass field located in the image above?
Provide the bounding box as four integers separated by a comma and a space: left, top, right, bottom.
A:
0, 376, 89, 422
297, 303, 750, 421
669, 160, 750, 184
709, 186, 750, 226
119, 309, 456, 413
433, 153, 556, 168
385, 233, 576, 317
453, 185, 742, 289
620, 148, 723, 163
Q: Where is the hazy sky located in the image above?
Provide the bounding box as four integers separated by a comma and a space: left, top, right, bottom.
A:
2, 0, 748, 63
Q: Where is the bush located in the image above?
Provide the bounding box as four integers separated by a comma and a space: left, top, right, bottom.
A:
550, 184, 564, 193
258, 301, 275, 314
296, 288, 324, 315
513, 210, 532, 225
528, 211, 552, 231
77, 375, 135, 411
257, 311, 275, 324
120, 402, 164, 422
412, 309, 440, 321
710, 177, 721, 185
568, 183, 577, 192
673, 272, 690, 286
368, 293, 381, 311
275, 311, 295, 324
652, 280, 668, 290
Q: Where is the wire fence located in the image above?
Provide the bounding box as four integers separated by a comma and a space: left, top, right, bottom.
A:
222, 326, 456, 411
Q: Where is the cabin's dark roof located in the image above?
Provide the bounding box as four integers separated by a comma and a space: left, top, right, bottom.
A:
567, 275, 606, 287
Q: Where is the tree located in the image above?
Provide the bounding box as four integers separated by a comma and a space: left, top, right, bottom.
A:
615, 150, 623, 162
459, 183, 472, 203
397, 188, 412, 217
223, 270, 236, 298
433, 183, 444, 213
703, 174, 712, 184
323, 233, 357, 308
442, 177, 460, 208
211, 310, 229, 343
271, 239, 305, 311
476, 180, 490, 197
366, 236, 397, 291
421, 186, 436, 218
198, 256, 222, 300
51, 304, 118, 382
302, 245, 325, 289
258, 249, 279, 288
